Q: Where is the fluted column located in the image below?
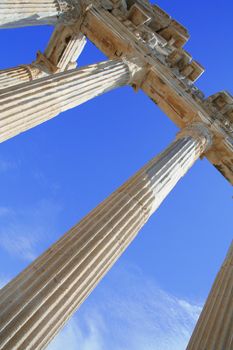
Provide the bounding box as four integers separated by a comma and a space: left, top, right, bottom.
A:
187, 242, 233, 350
0, 65, 44, 89
0, 124, 212, 350
0, 0, 81, 28
0, 27, 87, 89
44, 25, 87, 71
0, 59, 135, 143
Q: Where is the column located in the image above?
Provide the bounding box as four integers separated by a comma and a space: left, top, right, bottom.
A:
0, 65, 44, 89
0, 26, 87, 89
0, 0, 81, 28
0, 59, 134, 143
0, 124, 212, 350
187, 241, 233, 350
44, 25, 87, 71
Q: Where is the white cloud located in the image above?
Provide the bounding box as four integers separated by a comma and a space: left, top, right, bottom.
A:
48, 314, 105, 350
0, 199, 62, 262
0, 230, 39, 261
48, 264, 202, 350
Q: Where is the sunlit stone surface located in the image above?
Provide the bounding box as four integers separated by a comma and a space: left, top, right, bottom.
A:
0, 0, 232, 349
187, 242, 233, 350
0, 125, 211, 349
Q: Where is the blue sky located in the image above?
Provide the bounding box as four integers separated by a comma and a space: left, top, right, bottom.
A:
0, 0, 232, 349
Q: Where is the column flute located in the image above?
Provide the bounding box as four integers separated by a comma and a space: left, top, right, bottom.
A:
0, 59, 136, 143
0, 25, 87, 89
43, 26, 87, 72
187, 241, 233, 350
0, 123, 212, 350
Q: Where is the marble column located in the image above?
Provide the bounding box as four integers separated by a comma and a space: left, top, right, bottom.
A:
187, 241, 233, 350
0, 65, 44, 89
0, 26, 87, 89
44, 25, 87, 71
0, 124, 212, 350
0, 0, 81, 28
0, 59, 134, 143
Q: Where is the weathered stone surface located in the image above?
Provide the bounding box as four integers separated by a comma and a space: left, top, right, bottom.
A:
0, 65, 43, 89
0, 25, 87, 89
0, 124, 211, 350
80, 0, 233, 184
44, 25, 87, 71
203, 91, 233, 183
0, 0, 81, 28
0, 0, 232, 183
187, 242, 233, 350
0, 59, 138, 142
0, 0, 232, 349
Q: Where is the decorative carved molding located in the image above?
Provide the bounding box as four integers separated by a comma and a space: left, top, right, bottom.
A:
57, 0, 82, 23
80, 0, 233, 184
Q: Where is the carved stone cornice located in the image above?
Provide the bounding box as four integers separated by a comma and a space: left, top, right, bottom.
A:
204, 91, 233, 136
81, 0, 233, 184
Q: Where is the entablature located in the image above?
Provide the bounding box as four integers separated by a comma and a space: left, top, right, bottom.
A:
80, 0, 232, 184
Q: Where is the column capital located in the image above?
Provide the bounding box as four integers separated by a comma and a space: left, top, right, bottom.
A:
176, 123, 213, 153
122, 56, 148, 89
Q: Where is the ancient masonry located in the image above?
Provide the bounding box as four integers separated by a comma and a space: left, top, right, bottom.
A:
0, 0, 232, 349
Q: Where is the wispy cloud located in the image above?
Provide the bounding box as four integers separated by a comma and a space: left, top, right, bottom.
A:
0, 157, 18, 173
48, 314, 105, 350
0, 207, 13, 217
0, 199, 62, 262
48, 264, 202, 350
0, 229, 39, 261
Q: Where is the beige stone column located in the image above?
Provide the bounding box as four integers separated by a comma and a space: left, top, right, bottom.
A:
0, 65, 44, 89
0, 124, 212, 350
0, 59, 135, 143
0, 26, 87, 89
44, 25, 87, 71
0, 0, 81, 28
187, 242, 233, 350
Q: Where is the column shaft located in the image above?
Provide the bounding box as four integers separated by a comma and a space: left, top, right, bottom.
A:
0, 26, 86, 89
187, 242, 233, 350
0, 0, 80, 28
0, 125, 211, 350
0, 65, 42, 89
0, 59, 131, 143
